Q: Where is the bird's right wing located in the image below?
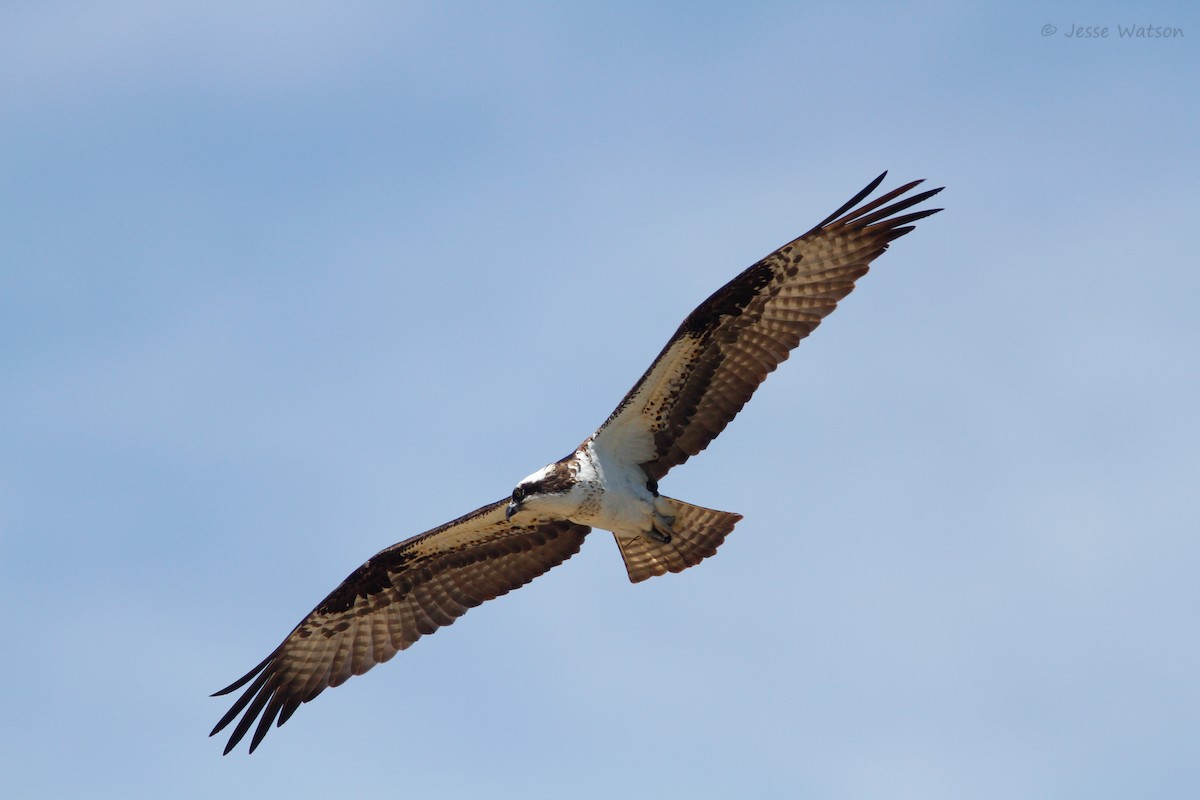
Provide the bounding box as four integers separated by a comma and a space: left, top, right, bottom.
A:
211, 500, 590, 754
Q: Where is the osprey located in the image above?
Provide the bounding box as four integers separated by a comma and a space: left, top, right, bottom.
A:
212, 173, 942, 754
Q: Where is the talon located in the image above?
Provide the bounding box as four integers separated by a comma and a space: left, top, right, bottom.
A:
649, 514, 674, 543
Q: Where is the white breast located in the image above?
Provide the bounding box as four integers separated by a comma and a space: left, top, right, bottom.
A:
574, 439, 656, 536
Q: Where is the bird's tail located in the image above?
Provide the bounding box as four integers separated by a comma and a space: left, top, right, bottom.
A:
613, 496, 742, 583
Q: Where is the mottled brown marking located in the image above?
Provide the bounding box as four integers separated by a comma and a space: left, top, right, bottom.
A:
527, 456, 577, 495
679, 260, 774, 336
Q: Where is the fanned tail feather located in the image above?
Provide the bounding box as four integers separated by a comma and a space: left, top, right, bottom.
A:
614, 497, 742, 583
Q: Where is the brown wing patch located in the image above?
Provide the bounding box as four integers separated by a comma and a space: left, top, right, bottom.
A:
210, 500, 589, 754
595, 173, 942, 483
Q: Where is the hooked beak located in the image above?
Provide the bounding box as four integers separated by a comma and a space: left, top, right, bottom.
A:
505, 501, 519, 521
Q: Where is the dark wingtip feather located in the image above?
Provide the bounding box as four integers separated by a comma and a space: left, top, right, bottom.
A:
210, 653, 279, 754
827, 180, 945, 244
222, 677, 276, 754
811, 171, 889, 231
211, 652, 273, 697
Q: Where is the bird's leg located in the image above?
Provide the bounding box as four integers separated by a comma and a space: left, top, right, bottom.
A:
649, 498, 675, 543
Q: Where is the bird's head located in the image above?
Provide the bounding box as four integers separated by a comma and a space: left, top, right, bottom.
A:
506, 458, 578, 523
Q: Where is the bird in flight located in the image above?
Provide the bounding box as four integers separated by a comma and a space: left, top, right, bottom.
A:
211, 172, 942, 754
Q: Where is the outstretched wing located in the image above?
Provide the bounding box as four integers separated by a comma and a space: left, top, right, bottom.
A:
211, 500, 590, 754
592, 173, 942, 482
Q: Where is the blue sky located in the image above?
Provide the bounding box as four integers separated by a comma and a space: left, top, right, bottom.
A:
2, 2, 1197, 797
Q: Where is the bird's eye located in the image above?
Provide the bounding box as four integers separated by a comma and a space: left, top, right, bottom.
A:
512, 486, 525, 503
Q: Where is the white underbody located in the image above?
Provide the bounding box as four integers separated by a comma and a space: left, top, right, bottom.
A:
513, 434, 673, 539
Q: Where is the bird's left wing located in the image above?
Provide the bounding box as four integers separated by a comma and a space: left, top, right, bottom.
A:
592, 173, 942, 481
210, 500, 590, 754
